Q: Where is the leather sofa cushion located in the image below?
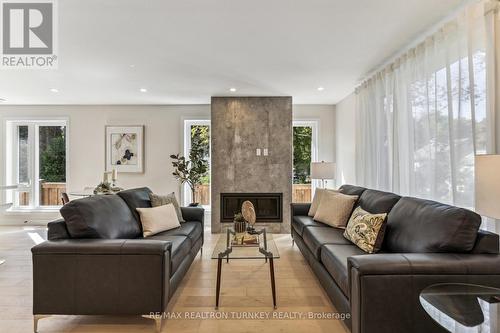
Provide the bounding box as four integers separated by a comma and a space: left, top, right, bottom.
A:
385, 197, 481, 253
303, 226, 352, 260
117, 187, 153, 223
61, 195, 142, 239
321, 244, 365, 297
144, 233, 192, 276
161, 222, 202, 243
358, 189, 401, 214
339, 184, 366, 196
292, 216, 324, 237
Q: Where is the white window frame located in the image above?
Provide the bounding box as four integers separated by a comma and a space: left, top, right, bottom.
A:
4, 118, 69, 212
293, 119, 319, 196
182, 119, 211, 210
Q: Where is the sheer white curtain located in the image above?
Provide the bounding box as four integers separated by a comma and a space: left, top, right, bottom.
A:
356, 0, 495, 210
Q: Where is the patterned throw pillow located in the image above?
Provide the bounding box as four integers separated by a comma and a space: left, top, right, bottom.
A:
343, 206, 387, 253
149, 192, 185, 223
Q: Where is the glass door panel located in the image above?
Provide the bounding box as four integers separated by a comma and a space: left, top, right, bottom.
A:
38, 126, 67, 206
17, 126, 30, 207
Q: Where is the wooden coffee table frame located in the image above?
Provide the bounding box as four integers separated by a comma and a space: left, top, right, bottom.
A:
215, 228, 277, 309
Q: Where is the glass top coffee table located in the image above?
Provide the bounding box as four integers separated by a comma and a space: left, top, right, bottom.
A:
211, 228, 279, 309
420, 283, 500, 332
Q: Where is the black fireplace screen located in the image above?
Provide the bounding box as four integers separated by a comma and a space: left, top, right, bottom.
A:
220, 193, 283, 223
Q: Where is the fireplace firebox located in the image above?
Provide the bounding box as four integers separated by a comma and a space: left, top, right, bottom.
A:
220, 193, 283, 223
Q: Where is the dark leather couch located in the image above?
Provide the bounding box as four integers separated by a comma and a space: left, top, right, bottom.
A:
291, 184, 500, 333
31, 187, 204, 331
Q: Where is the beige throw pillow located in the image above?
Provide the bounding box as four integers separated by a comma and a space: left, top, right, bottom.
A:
308, 188, 339, 217
344, 206, 387, 253
313, 191, 358, 228
136, 203, 181, 237
149, 192, 185, 222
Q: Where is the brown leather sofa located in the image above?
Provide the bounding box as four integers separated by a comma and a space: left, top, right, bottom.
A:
31, 187, 204, 332
291, 184, 500, 333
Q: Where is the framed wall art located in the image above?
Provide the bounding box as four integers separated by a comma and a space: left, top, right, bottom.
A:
105, 125, 144, 173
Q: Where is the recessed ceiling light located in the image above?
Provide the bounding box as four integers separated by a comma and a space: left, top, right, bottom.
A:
139, 88, 147, 93
50, 88, 59, 93
229, 88, 237, 92
317, 87, 325, 91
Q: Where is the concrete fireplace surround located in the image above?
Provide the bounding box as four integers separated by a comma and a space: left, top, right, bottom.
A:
211, 97, 293, 233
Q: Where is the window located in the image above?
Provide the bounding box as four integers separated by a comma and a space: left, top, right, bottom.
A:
5, 119, 68, 210
408, 51, 486, 208
183, 120, 210, 208
292, 121, 318, 203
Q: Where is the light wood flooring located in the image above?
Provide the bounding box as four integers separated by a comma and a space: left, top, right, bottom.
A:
0, 224, 349, 333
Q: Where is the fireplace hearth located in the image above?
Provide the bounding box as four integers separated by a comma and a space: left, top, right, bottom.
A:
220, 193, 283, 223
211, 97, 292, 233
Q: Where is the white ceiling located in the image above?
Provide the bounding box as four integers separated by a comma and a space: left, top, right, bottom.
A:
0, 0, 466, 105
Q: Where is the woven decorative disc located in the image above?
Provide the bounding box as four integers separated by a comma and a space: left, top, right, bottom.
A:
241, 200, 256, 226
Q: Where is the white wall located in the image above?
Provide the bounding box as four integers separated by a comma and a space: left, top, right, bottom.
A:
0, 104, 335, 225
335, 93, 356, 186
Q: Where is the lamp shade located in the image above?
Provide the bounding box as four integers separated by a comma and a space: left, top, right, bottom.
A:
475, 155, 500, 219
311, 162, 336, 180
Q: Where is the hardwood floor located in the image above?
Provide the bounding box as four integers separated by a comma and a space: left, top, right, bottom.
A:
0, 224, 349, 333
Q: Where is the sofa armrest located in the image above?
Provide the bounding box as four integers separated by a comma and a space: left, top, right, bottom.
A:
32, 239, 172, 255
471, 229, 499, 254
32, 239, 171, 316
291, 203, 311, 216
348, 253, 500, 333
181, 206, 205, 244
181, 206, 204, 222
47, 219, 71, 240
348, 253, 500, 276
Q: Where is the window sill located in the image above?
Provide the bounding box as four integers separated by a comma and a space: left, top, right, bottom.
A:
4, 208, 61, 214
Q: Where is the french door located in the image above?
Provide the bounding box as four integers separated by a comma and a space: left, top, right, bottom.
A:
5, 120, 68, 210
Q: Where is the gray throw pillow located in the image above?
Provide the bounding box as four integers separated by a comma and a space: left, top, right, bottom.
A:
149, 192, 185, 223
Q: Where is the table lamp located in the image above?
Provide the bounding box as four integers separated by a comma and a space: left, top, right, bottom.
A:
475, 155, 500, 220
311, 161, 336, 188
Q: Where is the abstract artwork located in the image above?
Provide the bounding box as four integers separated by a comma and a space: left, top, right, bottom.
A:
105, 126, 144, 173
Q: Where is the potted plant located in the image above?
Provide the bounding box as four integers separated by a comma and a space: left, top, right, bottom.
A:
233, 213, 247, 233
170, 139, 209, 206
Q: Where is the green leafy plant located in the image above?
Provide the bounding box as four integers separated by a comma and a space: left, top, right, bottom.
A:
40, 136, 66, 182
170, 129, 209, 204
293, 126, 312, 184
234, 213, 246, 222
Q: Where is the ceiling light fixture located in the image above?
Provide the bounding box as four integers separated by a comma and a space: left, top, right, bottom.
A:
317, 87, 325, 91
50, 88, 59, 93
229, 88, 237, 92
139, 88, 147, 93
129, 64, 136, 68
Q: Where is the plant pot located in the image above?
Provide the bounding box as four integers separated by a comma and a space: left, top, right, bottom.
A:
234, 220, 247, 233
